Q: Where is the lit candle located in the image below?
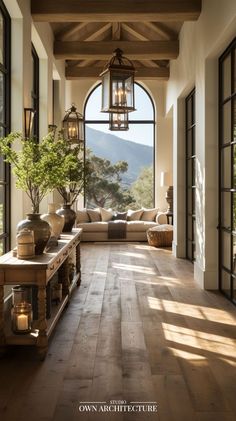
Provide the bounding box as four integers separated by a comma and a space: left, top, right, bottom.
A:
17, 314, 28, 331
122, 91, 127, 105
118, 89, 122, 105
117, 114, 122, 127
69, 126, 76, 138
114, 90, 119, 105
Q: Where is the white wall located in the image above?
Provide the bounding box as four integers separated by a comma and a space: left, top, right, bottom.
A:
166, 0, 236, 289
4, 0, 66, 247
66, 78, 173, 211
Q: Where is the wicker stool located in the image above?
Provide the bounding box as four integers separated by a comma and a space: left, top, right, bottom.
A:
147, 224, 173, 247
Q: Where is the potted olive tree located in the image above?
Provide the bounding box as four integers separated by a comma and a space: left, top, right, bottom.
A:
0, 132, 76, 253
55, 137, 91, 232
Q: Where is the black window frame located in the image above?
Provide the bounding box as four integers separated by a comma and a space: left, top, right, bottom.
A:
185, 88, 196, 262
219, 37, 236, 305
31, 43, 39, 141
83, 81, 156, 208
0, 0, 11, 253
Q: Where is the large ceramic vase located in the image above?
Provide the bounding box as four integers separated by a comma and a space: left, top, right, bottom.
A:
17, 214, 51, 255
41, 204, 64, 239
56, 204, 76, 232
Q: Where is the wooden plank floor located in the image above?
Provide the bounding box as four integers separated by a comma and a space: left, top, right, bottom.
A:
0, 242, 236, 421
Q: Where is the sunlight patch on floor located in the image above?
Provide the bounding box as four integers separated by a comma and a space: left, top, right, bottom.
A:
114, 251, 146, 259
112, 262, 156, 275
147, 296, 236, 325
162, 323, 236, 357
168, 347, 206, 360
134, 277, 183, 286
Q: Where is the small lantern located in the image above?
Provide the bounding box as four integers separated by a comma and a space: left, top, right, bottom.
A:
100, 48, 136, 113
24, 108, 35, 139
11, 286, 32, 334
62, 104, 84, 143
109, 111, 129, 131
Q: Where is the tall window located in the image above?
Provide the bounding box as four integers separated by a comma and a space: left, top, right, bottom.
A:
186, 89, 196, 262
31, 44, 39, 140
0, 0, 10, 254
84, 83, 155, 210
219, 37, 236, 305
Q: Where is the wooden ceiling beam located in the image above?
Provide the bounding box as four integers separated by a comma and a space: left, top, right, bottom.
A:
54, 40, 179, 60
55, 22, 87, 40
144, 22, 178, 40
112, 23, 121, 41
122, 23, 148, 41
66, 66, 169, 80
32, 0, 202, 22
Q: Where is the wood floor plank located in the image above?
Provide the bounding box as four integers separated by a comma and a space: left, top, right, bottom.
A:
0, 243, 236, 421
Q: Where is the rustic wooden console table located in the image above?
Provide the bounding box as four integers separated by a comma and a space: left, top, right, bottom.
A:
0, 229, 82, 360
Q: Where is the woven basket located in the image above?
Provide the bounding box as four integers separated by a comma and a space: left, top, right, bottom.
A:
147, 229, 173, 247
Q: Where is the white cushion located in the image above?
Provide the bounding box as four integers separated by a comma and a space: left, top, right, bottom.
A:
149, 224, 173, 232
99, 207, 113, 222
126, 221, 157, 232
76, 209, 90, 223
141, 208, 159, 222
127, 209, 143, 221
156, 212, 168, 224
77, 222, 108, 232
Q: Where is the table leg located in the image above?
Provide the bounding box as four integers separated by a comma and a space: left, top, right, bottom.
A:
0, 283, 6, 357
58, 256, 70, 296
76, 242, 81, 286
37, 285, 48, 360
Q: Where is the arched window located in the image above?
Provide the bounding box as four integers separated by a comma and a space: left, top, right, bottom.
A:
84, 82, 155, 210
0, 0, 10, 254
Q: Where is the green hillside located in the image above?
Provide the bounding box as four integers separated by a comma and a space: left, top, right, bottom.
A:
86, 126, 153, 186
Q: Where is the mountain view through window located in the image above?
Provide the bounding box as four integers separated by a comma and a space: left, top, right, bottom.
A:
85, 83, 155, 210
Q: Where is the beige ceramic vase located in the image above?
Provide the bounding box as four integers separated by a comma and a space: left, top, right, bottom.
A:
41, 203, 64, 239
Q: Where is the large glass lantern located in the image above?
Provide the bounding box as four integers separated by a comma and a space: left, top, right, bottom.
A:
109, 111, 129, 131
100, 48, 136, 113
62, 104, 84, 143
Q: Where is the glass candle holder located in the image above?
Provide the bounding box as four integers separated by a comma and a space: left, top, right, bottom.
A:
12, 286, 32, 306
11, 303, 32, 334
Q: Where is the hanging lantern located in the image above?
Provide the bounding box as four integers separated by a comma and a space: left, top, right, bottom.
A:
100, 48, 136, 113
109, 111, 129, 131
62, 104, 84, 143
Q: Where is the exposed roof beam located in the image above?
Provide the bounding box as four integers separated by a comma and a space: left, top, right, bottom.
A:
112, 23, 121, 41
83, 22, 111, 41
54, 40, 179, 60
56, 22, 87, 40
144, 22, 178, 40
32, 0, 202, 22
66, 66, 169, 80
122, 23, 148, 41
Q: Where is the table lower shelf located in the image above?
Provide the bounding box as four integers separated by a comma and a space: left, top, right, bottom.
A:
5, 295, 69, 346
4, 270, 80, 347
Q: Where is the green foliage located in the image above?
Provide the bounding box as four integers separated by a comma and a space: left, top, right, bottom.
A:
0, 131, 88, 212
86, 153, 135, 210
130, 166, 153, 208
56, 137, 91, 206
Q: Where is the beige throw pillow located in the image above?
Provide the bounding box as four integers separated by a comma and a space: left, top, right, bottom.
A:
76, 209, 90, 223
87, 209, 101, 222
99, 207, 113, 222
141, 208, 159, 222
156, 212, 168, 225
127, 209, 143, 221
